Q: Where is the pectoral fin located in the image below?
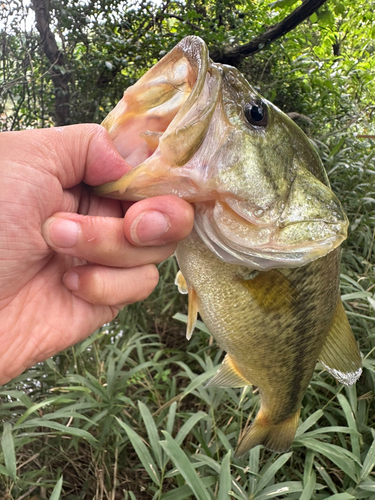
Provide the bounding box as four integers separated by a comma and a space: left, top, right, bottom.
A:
175, 271, 198, 340
175, 270, 188, 294
318, 298, 362, 385
205, 354, 249, 388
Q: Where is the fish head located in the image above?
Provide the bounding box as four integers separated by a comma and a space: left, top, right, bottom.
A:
94, 36, 348, 270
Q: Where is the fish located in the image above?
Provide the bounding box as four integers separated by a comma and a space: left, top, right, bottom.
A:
93, 36, 362, 455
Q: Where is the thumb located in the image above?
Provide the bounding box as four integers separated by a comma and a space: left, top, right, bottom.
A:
3, 124, 132, 188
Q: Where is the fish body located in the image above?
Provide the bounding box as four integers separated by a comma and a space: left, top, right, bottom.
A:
176, 235, 357, 454
94, 36, 362, 454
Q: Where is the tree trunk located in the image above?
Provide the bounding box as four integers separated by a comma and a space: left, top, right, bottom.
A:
31, 0, 70, 126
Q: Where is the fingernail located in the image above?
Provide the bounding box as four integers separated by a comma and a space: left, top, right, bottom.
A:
43, 218, 79, 248
63, 271, 79, 291
130, 211, 170, 244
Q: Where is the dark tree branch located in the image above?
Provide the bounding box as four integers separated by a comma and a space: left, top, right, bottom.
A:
210, 0, 329, 65
31, 0, 70, 126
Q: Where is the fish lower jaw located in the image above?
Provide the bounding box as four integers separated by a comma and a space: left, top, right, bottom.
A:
194, 219, 345, 270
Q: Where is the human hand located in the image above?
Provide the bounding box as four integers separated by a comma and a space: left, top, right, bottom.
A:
0, 124, 194, 385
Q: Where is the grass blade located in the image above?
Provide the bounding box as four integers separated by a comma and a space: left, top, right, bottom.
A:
248, 445, 260, 495
138, 401, 163, 469
116, 417, 160, 486
218, 450, 232, 500
160, 431, 212, 500
324, 494, 355, 500
49, 475, 63, 500
255, 453, 293, 494
358, 481, 375, 492
255, 481, 303, 500
1, 422, 17, 482
300, 470, 316, 500
15, 396, 62, 426
180, 367, 218, 399
166, 401, 177, 436
15, 419, 96, 442
295, 410, 323, 438
314, 461, 338, 494
161, 477, 217, 500
175, 411, 207, 446
337, 394, 360, 459
360, 433, 375, 480
295, 438, 360, 482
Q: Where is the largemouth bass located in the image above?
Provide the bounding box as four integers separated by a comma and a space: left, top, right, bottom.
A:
94, 36, 362, 455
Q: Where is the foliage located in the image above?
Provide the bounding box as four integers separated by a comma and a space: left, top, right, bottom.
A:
1, 0, 374, 131
1, 0, 375, 499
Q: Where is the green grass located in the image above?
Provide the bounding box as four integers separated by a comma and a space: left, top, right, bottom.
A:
0, 134, 374, 499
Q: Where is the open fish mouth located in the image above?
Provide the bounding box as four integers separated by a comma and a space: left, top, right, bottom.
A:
94, 36, 349, 270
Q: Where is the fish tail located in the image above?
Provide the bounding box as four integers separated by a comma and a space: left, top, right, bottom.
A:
234, 408, 300, 457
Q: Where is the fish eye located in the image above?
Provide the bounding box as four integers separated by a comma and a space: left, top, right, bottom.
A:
244, 101, 269, 127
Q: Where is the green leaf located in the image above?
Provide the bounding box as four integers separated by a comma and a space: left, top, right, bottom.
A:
248, 446, 261, 495
360, 434, 375, 480
15, 419, 96, 443
359, 481, 375, 492
0, 464, 10, 476
106, 356, 116, 398
181, 366, 218, 398
175, 411, 207, 446
318, 8, 335, 26
295, 438, 360, 482
309, 12, 318, 22
334, 3, 345, 15
218, 450, 232, 500
49, 476, 63, 500
255, 453, 293, 494
166, 401, 177, 436
73, 329, 102, 356
138, 401, 163, 469
314, 460, 338, 494
255, 481, 304, 500
303, 451, 315, 484
160, 432, 212, 500
0, 391, 33, 408
271, 0, 299, 8
337, 394, 360, 458
300, 470, 316, 500
295, 410, 323, 437
1, 423, 17, 482
63, 374, 107, 399
324, 494, 355, 500
15, 397, 62, 426
116, 418, 160, 486
161, 476, 217, 500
